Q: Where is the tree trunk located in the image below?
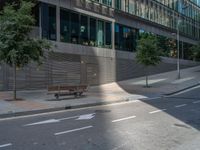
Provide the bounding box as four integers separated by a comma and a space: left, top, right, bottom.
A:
146, 75, 148, 87
145, 66, 149, 87
13, 63, 17, 100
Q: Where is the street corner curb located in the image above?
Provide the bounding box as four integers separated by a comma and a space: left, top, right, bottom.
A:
163, 83, 200, 96
0, 107, 67, 119
0, 98, 132, 119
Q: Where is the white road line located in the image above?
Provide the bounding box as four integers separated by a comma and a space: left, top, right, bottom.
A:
0, 143, 12, 148
175, 104, 187, 108
112, 116, 136, 123
54, 126, 93, 136
193, 100, 200, 104
149, 109, 167, 114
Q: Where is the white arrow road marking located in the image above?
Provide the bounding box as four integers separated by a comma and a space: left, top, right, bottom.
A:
112, 116, 136, 123
149, 109, 167, 114
54, 126, 93, 135
24, 116, 78, 126
55, 116, 79, 121
24, 113, 96, 126
24, 119, 60, 126
0, 143, 12, 148
76, 113, 95, 120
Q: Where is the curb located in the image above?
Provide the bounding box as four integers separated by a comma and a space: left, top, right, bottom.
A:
163, 83, 200, 96
0, 98, 131, 119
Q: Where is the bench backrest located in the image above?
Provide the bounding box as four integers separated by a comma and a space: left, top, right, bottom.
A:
48, 85, 88, 92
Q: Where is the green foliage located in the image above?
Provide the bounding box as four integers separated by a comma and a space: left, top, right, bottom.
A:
136, 34, 161, 67
189, 43, 200, 61
0, 0, 50, 68
157, 35, 171, 57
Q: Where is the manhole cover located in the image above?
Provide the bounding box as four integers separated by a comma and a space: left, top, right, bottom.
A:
95, 110, 111, 113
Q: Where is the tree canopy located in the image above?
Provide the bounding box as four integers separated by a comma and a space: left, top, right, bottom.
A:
0, 0, 50, 68
136, 34, 161, 67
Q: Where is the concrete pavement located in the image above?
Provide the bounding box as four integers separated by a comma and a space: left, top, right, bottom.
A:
0, 65, 200, 118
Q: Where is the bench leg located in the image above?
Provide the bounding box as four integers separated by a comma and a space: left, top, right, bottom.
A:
55, 94, 59, 100
74, 92, 78, 98
79, 92, 83, 96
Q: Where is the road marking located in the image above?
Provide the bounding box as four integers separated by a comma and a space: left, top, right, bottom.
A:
112, 116, 136, 123
193, 100, 200, 104
24, 113, 95, 126
24, 119, 60, 126
0, 143, 12, 148
55, 116, 79, 121
24, 116, 78, 126
76, 113, 95, 120
54, 126, 93, 135
175, 104, 187, 108
149, 109, 167, 114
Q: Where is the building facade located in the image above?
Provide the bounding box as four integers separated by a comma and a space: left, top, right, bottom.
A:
0, 0, 199, 90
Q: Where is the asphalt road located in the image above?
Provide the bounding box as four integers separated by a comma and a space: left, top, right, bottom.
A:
0, 87, 200, 150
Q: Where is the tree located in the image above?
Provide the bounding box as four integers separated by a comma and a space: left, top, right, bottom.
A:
189, 43, 200, 61
136, 34, 161, 87
157, 35, 171, 57
0, 0, 50, 100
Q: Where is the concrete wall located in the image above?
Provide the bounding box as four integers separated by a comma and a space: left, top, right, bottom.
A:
0, 41, 199, 91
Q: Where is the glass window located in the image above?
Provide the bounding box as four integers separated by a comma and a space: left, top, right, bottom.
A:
60, 9, 70, 42
80, 15, 89, 45
123, 27, 131, 51
89, 18, 97, 46
115, 23, 138, 52
71, 12, 79, 44
97, 20, 104, 47
115, 0, 121, 10
115, 24, 120, 49
102, 0, 112, 6
33, 3, 39, 26
105, 22, 112, 48
58, 7, 113, 48
119, 25, 124, 49
49, 6, 56, 41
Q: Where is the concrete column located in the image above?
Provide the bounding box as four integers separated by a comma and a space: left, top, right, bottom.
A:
112, 0, 115, 8
112, 21, 115, 50
56, 5, 60, 42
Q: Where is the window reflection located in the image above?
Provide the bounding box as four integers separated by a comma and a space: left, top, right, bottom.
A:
59, 8, 112, 49
115, 23, 138, 52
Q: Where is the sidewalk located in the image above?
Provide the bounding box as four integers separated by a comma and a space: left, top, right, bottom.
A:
0, 66, 200, 118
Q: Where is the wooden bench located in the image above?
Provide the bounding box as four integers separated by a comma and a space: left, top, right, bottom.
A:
47, 85, 88, 100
